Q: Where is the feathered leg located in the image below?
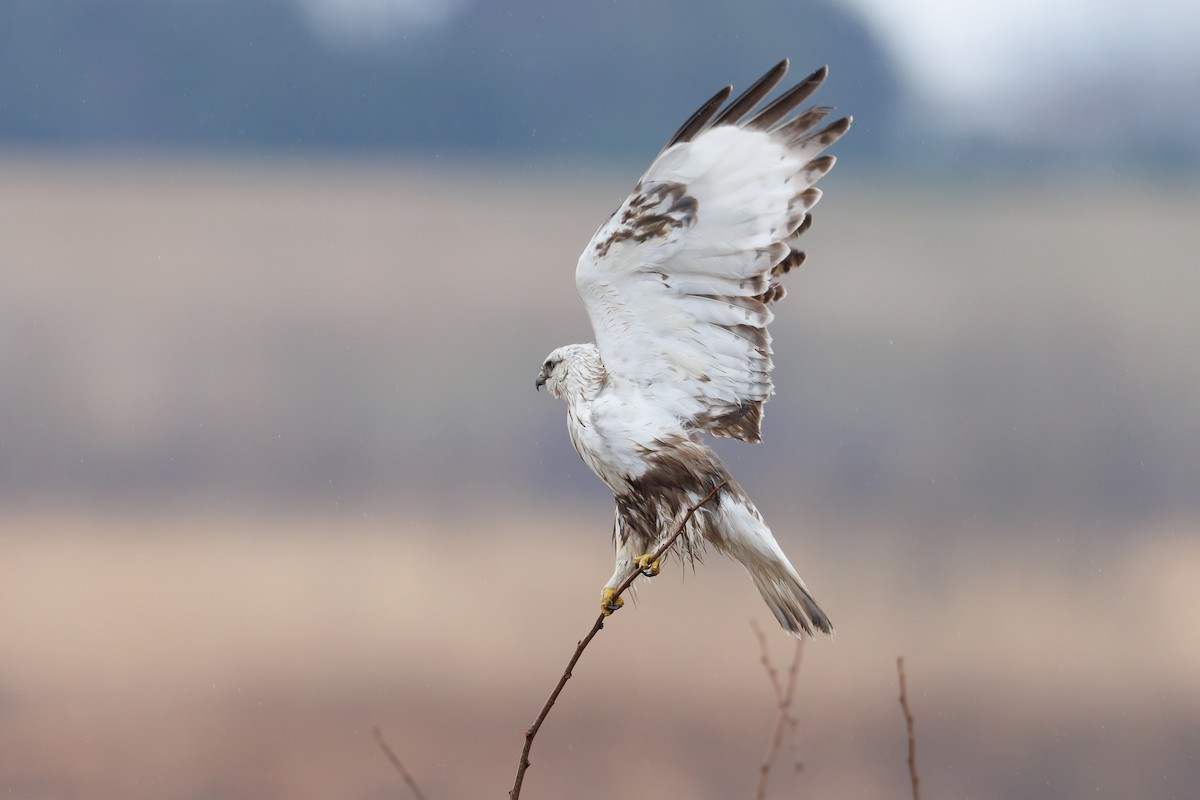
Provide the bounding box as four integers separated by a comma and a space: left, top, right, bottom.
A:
600, 511, 653, 616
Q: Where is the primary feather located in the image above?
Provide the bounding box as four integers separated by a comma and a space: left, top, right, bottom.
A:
538, 60, 849, 636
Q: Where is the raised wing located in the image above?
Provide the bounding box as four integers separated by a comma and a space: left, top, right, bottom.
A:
575, 60, 850, 443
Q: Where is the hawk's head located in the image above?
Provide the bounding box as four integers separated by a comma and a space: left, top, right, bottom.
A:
535, 343, 603, 401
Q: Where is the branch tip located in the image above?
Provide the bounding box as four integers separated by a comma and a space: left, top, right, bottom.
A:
896, 655, 921, 800
753, 621, 805, 800
373, 725, 428, 800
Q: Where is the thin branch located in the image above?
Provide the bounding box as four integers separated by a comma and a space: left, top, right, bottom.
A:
751, 619, 784, 699
373, 725, 428, 800
896, 656, 921, 800
752, 622, 805, 800
508, 480, 727, 800
780, 635, 806, 780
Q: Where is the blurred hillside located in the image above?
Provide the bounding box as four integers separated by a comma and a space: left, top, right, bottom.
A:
4, 1, 1198, 169
0, 0, 898, 159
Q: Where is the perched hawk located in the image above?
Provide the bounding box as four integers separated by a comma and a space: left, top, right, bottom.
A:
536, 60, 849, 636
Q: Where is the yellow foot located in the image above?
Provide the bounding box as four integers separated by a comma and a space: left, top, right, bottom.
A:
601, 588, 624, 616
633, 553, 661, 577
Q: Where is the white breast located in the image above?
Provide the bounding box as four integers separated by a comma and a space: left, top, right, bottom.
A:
566, 384, 683, 493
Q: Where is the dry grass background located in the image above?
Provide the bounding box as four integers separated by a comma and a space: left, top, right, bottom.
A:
2, 511, 1198, 799
0, 158, 1197, 799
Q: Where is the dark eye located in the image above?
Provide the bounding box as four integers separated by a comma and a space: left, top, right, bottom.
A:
544, 360, 553, 370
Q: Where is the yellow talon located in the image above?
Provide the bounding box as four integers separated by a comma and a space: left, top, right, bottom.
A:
633, 553, 661, 577
601, 588, 624, 616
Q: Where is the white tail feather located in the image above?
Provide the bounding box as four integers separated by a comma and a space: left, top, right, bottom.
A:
749, 561, 832, 637
716, 494, 833, 637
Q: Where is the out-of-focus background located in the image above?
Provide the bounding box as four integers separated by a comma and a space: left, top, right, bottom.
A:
1, 2, 1197, 799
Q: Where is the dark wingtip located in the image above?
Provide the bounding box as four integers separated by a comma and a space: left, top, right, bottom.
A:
712, 60, 791, 127
659, 62, 844, 156
802, 116, 852, 149
747, 64, 832, 132
660, 83, 734, 152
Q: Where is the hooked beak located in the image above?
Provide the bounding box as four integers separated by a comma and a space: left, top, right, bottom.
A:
535, 374, 546, 391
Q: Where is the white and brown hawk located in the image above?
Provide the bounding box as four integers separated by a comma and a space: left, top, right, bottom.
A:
537, 60, 849, 636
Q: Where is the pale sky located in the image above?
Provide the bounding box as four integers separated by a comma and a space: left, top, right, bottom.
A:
294, 0, 465, 43
839, 0, 1200, 140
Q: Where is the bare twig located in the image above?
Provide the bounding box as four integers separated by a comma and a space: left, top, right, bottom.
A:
508, 480, 727, 800
896, 656, 920, 800
751, 619, 784, 699
780, 635, 805, 780
373, 725, 428, 800
751, 621, 805, 800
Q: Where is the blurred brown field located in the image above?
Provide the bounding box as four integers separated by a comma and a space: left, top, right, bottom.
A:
1, 159, 1198, 799
2, 511, 1198, 799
